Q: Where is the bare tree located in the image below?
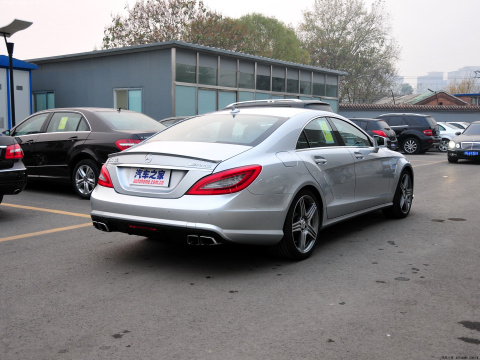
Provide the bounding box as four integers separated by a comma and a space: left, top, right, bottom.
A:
299, 0, 399, 103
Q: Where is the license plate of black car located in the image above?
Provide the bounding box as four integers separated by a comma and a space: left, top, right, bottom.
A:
464, 151, 478, 156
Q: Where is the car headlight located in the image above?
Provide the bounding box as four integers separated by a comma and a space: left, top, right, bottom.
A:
448, 140, 455, 149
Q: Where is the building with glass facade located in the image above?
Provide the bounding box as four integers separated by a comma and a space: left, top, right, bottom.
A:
29, 41, 345, 121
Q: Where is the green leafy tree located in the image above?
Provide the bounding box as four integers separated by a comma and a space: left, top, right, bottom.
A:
299, 0, 399, 103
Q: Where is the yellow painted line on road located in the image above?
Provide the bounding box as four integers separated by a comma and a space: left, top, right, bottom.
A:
0, 203, 90, 218
0, 222, 92, 243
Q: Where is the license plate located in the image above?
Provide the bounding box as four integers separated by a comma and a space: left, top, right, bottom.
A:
464, 151, 479, 156
130, 168, 171, 187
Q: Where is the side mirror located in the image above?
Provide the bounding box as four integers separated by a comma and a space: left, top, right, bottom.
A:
2, 130, 10, 136
373, 135, 386, 152
455, 131, 461, 136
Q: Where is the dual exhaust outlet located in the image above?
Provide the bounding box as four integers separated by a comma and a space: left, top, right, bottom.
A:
187, 235, 220, 246
92, 221, 220, 246
92, 221, 110, 232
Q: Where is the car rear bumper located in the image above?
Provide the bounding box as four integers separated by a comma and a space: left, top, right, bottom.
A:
0, 168, 27, 196
90, 186, 288, 245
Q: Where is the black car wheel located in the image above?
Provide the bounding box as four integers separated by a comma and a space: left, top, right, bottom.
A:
269, 190, 320, 260
72, 159, 99, 199
402, 138, 420, 154
438, 139, 449, 152
383, 171, 413, 219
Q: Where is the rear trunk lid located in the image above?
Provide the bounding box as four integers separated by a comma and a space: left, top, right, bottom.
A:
105, 141, 251, 198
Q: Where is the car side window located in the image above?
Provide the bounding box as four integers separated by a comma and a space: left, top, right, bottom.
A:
388, 117, 407, 126
438, 124, 445, 131
46, 112, 84, 133
329, 117, 371, 147
13, 114, 49, 136
296, 117, 339, 149
77, 118, 90, 131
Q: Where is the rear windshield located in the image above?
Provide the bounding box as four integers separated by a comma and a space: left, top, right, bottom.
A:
148, 113, 287, 146
463, 123, 480, 135
96, 111, 165, 131
375, 120, 390, 130
425, 116, 437, 128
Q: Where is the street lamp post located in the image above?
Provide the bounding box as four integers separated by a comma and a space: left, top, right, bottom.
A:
0, 19, 33, 128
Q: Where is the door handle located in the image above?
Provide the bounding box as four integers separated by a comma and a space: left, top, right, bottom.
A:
354, 152, 364, 160
24, 140, 35, 145
314, 156, 327, 165
67, 136, 78, 142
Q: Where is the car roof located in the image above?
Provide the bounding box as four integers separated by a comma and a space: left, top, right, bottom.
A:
223, 99, 333, 112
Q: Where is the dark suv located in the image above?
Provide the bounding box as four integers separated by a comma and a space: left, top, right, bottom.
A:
375, 113, 441, 154
349, 118, 398, 150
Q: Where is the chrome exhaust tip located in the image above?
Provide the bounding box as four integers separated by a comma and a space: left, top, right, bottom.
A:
187, 235, 220, 246
92, 221, 110, 232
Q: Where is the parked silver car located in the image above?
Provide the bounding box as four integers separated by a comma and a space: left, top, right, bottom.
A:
437, 122, 464, 152
91, 101, 414, 260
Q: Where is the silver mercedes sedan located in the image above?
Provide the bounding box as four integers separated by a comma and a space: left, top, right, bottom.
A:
91, 101, 414, 260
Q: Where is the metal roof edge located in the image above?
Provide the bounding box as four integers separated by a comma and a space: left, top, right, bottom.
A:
26, 40, 347, 76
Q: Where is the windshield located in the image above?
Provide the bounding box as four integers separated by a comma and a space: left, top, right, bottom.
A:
463, 123, 480, 135
96, 111, 165, 131
147, 113, 287, 146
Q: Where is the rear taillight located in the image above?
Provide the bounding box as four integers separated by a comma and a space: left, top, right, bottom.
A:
98, 165, 113, 188
372, 130, 388, 138
115, 139, 141, 151
187, 165, 262, 195
423, 129, 433, 136
5, 144, 24, 159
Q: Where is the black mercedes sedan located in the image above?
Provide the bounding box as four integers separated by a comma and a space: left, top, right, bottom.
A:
3, 108, 165, 199
0, 134, 27, 204
447, 121, 480, 163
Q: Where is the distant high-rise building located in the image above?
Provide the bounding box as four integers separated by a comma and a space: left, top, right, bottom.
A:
416, 72, 447, 93
447, 66, 480, 88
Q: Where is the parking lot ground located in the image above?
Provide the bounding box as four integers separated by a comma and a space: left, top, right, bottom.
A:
1, 151, 479, 360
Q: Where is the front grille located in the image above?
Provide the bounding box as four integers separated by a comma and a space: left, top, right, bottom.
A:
461, 142, 480, 150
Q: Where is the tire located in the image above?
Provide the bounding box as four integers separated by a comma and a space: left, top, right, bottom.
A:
72, 159, 99, 199
269, 190, 320, 260
383, 170, 413, 219
402, 138, 420, 154
448, 157, 458, 163
438, 139, 449, 152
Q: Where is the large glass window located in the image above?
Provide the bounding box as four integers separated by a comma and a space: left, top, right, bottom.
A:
33, 91, 55, 112
219, 57, 237, 88
312, 73, 326, 96
287, 69, 299, 93
239, 61, 255, 89
239, 91, 254, 102
300, 71, 312, 95
175, 85, 196, 116
198, 89, 217, 114
199, 54, 217, 86
272, 67, 285, 92
114, 88, 142, 112
218, 91, 236, 109
176, 50, 197, 83
326, 75, 338, 97
256, 93, 271, 100
256, 64, 271, 91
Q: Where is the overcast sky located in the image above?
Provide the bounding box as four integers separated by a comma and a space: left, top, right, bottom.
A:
1, 0, 480, 84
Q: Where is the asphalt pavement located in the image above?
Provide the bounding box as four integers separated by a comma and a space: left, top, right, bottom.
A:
0, 151, 479, 360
